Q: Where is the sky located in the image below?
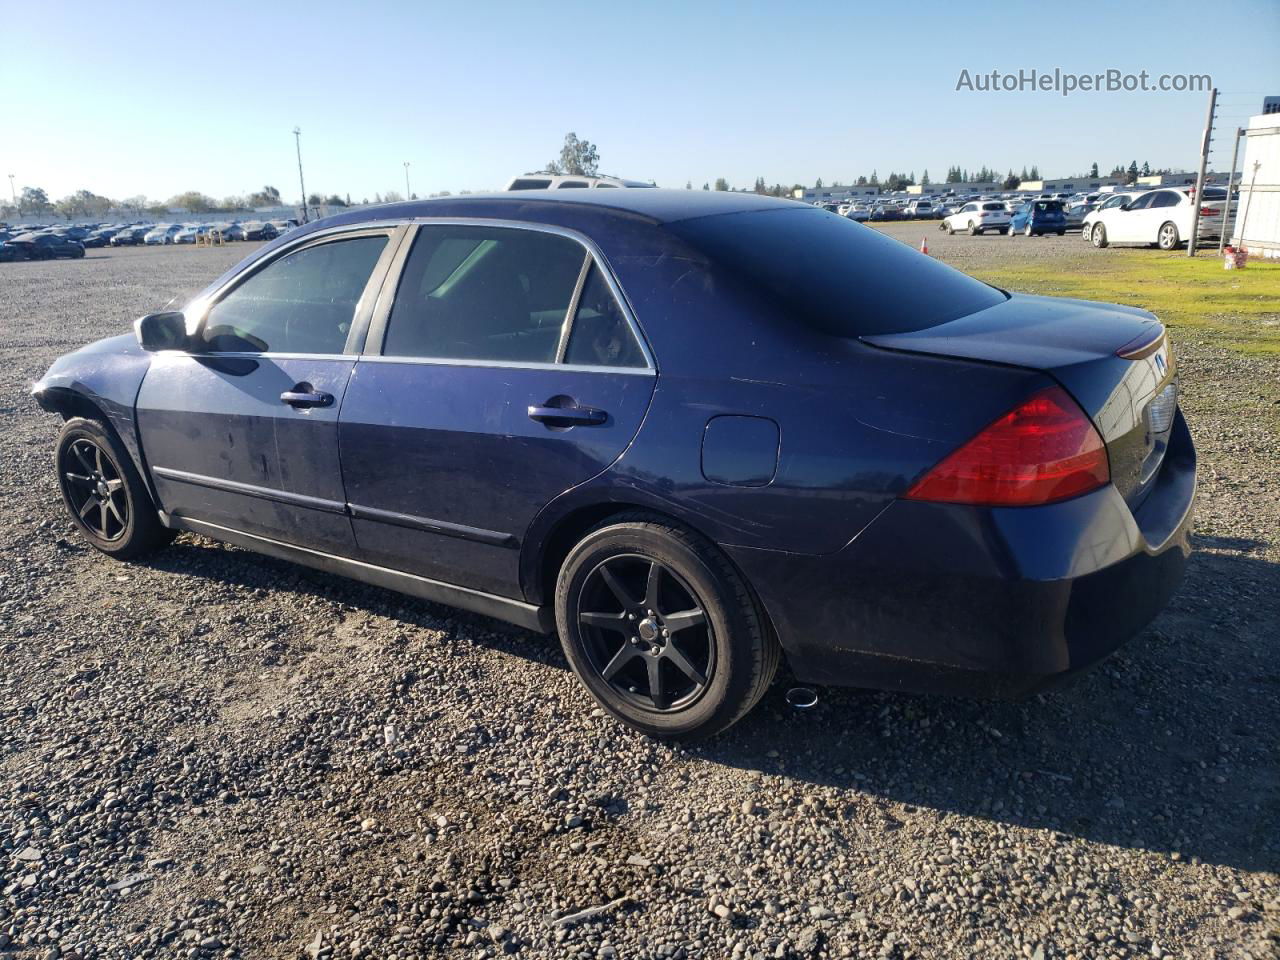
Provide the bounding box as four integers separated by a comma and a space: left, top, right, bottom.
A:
3, 0, 1278, 206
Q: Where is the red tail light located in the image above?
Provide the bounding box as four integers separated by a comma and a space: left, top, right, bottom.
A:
1199, 206, 1216, 217
904, 387, 1110, 507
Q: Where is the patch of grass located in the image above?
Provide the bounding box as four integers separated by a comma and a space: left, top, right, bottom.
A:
968, 252, 1280, 355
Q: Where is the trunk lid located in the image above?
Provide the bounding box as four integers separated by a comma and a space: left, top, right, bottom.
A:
862, 293, 1179, 509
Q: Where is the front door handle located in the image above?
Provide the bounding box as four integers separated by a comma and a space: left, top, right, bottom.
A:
281, 388, 333, 409
528, 402, 608, 428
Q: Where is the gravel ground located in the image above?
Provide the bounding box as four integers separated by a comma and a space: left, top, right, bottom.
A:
1, 239, 1277, 960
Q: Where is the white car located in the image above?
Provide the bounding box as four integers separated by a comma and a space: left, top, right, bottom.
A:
1087, 187, 1226, 250
940, 201, 1011, 236
844, 203, 870, 222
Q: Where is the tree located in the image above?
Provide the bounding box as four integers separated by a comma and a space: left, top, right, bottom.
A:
753, 176, 767, 194
248, 185, 282, 207
702, 182, 709, 190
1089, 162, 1099, 178
869, 170, 879, 185
1126, 161, 1139, 184
921, 169, 930, 186
18, 186, 52, 216
120, 195, 148, 216
685, 180, 692, 190
544, 132, 599, 177
325, 194, 347, 207
1140, 161, 1151, 177
856, 175, 867, 185
221, 195, 248, 211
54, 189, 112, 220
714, 178, 730, 191
382, 190, 403, 203
168, 191, 216, 213
145, 202, 168, 218
814, 177, 824, 189
1028, 165, 1040, 180
1003, 169, 1020, 190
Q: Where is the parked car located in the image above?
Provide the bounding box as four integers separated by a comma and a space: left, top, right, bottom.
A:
941, 201, 1011, 235
506, 174, 655, 190
904, 199, 934, 220
82, 230, 115, 248
1008, 200, 1067, 236
0, 241, 28, 262
7, 232, 86, 259
1064, 202, 1095, 231
241, 221, 280, 241
844, 204, 870, 222
1087, 187, 1226, 250
144, 225, 183, 245
32, 191, 1195, 739
110, 226, 150, 246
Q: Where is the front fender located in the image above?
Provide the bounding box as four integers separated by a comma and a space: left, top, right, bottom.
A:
31, 333, 153, 484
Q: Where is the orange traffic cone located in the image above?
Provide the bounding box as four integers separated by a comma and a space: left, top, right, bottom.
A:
920, 236, 929, 255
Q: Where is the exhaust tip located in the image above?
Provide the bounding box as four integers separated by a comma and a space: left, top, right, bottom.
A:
785, 687, 819, 710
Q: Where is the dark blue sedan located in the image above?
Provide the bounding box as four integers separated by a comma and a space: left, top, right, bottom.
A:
32, 191, 1195, 738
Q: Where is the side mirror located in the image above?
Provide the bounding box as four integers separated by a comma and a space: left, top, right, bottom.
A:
1119, 202, 1132, 211
134, 311, 193, 352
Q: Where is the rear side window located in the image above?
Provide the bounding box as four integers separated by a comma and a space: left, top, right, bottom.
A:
1150, 192, 1179, 208
666, 207, 1006, 337
564, 265, 646, 368
200, 235, 388, 354
382, 225, 586, 363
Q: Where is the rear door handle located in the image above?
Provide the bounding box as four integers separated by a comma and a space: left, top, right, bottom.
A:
281, 389, 333, 409
528, 403, 607, 427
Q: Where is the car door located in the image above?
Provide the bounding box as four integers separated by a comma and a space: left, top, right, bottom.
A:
1110, 191, 1155, 242
338, 221, 657, 599
136, 226, 402, 553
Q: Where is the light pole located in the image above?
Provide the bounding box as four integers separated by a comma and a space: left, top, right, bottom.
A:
7, 174, 15, 211
403, 161, 411, 200
293, 127, 308, 223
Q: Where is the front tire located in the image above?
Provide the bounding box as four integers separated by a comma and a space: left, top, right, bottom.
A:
1082, 224, 1093, 243
55, 418, 173, 559
555, 514, 778, 740
1092, 223, 1109, 248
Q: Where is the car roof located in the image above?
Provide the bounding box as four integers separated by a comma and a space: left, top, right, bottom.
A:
304, 189, 795, 231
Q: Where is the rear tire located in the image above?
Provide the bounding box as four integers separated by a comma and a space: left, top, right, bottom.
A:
967, 222, 977, 236
555, 514, 779, 740
55, 418, 174, 560
1092, 224, 1109, 248
1025, 224, 1034, 237
1158, 221, 1181, 251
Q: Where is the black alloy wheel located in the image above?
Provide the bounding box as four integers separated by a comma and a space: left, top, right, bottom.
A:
576, 553, 714, 712
60, 437, 128, 541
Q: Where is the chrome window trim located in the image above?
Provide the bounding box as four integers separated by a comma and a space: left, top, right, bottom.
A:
369, 217, 657, 371
355, 354, 655, 376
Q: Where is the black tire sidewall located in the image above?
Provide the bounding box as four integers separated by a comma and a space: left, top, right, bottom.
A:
555, 523, 764, 739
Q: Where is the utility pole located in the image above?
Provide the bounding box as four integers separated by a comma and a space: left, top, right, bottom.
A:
1187, 86, 1218, 257
404, 161, 411, 200
293, 127, 308, 223
7, 174, 15, 209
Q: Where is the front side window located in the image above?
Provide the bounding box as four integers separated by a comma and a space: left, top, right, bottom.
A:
200, 234, 388, 354
1127, 194, 1155, 211
382, 225, 585, 363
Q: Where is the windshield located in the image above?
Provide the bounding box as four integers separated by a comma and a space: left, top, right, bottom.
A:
666, 207, 1006, 337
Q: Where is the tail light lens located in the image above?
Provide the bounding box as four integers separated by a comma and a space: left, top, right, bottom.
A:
904, 386, 1110, 507
1199, 206, 1217, 217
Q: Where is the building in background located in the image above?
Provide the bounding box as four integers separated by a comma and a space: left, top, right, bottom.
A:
904, 181, 998, 196
1016, 176, 1125, 193
1262, 96, 1280, 115
792, 185, 881, 203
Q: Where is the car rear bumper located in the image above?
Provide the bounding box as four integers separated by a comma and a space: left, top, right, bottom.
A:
728, 410, 1196, 698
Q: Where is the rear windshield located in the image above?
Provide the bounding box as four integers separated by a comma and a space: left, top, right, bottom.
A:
982, 203, 1005, 211
1035, 201, 1063, 211
666, 207, 1007, 337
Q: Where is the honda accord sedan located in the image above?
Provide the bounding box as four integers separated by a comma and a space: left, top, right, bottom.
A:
32, 191, 1195, 739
